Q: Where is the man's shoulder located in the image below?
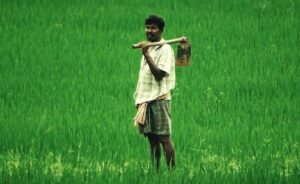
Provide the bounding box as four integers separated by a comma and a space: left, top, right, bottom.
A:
160, 43, 173, 53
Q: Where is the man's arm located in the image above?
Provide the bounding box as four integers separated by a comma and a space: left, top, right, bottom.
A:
141, 45, 166, 81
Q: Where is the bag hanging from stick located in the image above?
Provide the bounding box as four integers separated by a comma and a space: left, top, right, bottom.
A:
176, 41, 191, 66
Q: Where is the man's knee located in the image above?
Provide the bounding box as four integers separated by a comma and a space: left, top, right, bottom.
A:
158, 135, 171, 144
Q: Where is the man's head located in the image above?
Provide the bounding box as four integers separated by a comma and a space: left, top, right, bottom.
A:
145, 15, 165, 42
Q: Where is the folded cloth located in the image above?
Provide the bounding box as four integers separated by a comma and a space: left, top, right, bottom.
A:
134, 103, 148, 127
134, 93, 170, 127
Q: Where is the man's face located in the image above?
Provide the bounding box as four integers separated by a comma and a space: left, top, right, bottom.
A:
145, 24, 162, 42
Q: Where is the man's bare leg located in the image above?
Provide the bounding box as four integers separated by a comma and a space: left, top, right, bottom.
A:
147, 134, 161, 172
159, 135, 176, 170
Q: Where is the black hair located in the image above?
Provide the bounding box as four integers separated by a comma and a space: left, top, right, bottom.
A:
145, 15, 165, 32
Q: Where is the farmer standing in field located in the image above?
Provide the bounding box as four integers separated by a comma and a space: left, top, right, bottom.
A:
134, 15, 176, 171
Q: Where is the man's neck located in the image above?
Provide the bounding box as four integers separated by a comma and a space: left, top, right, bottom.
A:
151, 37, 162, 42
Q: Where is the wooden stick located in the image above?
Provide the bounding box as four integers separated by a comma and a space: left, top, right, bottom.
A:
132, 37, 187, 49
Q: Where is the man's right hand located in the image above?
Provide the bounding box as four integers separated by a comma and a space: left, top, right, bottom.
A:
139, 41, 150, 57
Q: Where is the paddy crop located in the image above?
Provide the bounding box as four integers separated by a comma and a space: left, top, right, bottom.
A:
0, 0, 299, 183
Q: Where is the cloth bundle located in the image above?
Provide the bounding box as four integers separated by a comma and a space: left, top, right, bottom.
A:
134, 93, 170, 126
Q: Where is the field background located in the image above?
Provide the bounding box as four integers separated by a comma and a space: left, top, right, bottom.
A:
0, 0, 299, 183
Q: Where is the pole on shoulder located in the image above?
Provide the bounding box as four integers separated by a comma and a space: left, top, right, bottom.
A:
132, 37, 188, 49
132, 36, 191, 67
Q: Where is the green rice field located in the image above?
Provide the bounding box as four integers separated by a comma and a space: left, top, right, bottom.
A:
0, 0, 299, 183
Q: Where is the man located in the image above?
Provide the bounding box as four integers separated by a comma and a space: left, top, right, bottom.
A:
134, 15, 176, 171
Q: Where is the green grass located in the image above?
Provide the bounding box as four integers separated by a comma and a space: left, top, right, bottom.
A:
0, 0, 299, 183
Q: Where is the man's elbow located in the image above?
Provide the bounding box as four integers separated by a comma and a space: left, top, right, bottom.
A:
155, 76, 164, 81
154, 71, 166, 81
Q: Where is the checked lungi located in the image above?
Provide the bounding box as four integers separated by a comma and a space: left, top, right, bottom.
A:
138, 100, 172, 135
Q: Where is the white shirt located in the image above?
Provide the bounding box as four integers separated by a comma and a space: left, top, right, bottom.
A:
134, 39, 176, 105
